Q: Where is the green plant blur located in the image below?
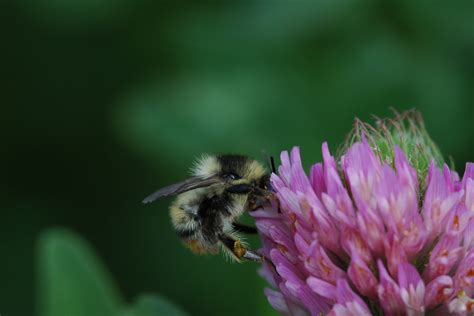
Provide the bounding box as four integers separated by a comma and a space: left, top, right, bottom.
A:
1, 1, 473, 316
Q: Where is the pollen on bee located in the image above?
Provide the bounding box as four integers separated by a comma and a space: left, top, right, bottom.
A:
183, 240, 207, 254
233, 240, 247, 258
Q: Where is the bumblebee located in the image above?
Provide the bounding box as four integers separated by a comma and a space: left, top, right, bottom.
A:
143, 154, 274, 262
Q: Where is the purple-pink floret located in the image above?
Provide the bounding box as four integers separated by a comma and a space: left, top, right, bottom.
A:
253, 139, 474, 316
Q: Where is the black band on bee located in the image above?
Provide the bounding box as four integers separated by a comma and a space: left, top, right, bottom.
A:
226, 184, 252, 194
198, 194, 232, 217
259, 174, 271, 191
217, 155, 248, 178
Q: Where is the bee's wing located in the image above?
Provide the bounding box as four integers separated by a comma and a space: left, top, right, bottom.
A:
142, 175, 222, 204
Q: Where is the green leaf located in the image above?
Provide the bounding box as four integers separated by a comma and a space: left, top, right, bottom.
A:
119, 294, 189, 316
37, 228, 124, 316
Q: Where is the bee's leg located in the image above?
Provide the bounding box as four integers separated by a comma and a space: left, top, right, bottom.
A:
232, 222, 258, 234
248, 195, 268, 211
219, 234, 262, 262
248, 188, 276, 211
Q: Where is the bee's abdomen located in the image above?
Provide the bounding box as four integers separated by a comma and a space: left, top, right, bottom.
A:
198, 193, 232, 217
198, 194, 231, 241
182, 239, 208, 254
176, 226, 197, 238
170, 204, 200, 239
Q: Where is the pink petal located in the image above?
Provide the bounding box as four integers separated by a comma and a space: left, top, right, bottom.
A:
274, 250, 331, 315
264, 288, 290, 314
258, 264, 278, 289
305, 190, 341, 254
465, 177, 474, 212
328, 279, 372, 316
322, 143, 356, 227
356, 206, 385, 257
341, 228, 371, 265
305, 240, 347, 284
424, 275, 453, 309
251, 206, 283, 219
289, 147, 312, 193
448, 293, 474, 315
307, 277, 337, 301
270, 173, 288, 193
269, 225, 299, 257
462, 217, 474, 251
384, 234, 408, 277
310, 163, 326, 199
376, 260, 404, 316
445, 205, 472, 237
279, 150, 291, 185
423, 235, 464, 283
341, 136, 381, 178
398, 262, 426, 315
398, 212, 427, 259
423, 161, 458, 243
394, 145, 418, 191
453, 248, 474, 297
322, 192, 355, 229
272, 249, 305, 282
461, 163, 474, 187
347, 251, 378, 299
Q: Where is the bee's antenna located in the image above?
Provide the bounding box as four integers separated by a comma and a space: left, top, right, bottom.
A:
261, 149, 274, 173
270, 156, 276, 174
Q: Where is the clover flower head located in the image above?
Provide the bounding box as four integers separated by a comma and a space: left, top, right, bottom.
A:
254, 111, 474, 316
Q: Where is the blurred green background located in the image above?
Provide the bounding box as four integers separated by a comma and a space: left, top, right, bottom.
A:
1, 1, 473, 315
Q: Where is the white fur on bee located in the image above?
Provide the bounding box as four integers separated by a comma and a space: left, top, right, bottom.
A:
244, 160, 267, 181
170, 205, 198, 232
191, 155, 220, 177
226, 194, 247, 218
170, 190, 201, 233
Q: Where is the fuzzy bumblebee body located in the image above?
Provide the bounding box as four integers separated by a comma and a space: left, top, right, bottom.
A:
143, 154, 272, 262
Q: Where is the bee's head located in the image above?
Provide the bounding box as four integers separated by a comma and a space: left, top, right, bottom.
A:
219, 154, 270, 189
192, 154, 269, 190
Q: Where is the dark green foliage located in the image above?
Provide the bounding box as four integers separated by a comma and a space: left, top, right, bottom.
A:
37, 228, 188, 316
120, 295, 189, 316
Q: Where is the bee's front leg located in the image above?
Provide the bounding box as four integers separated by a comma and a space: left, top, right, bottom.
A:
219, 234, 262, 262
248, 189, 275, 211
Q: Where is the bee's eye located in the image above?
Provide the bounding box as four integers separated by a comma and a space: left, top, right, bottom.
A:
223, 173, 240, 180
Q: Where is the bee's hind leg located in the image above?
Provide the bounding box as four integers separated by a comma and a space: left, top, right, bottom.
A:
219, 234, 262, 262
232, 222, 258, 234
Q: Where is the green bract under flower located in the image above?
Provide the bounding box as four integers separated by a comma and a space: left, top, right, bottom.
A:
338, 110, 445, 194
